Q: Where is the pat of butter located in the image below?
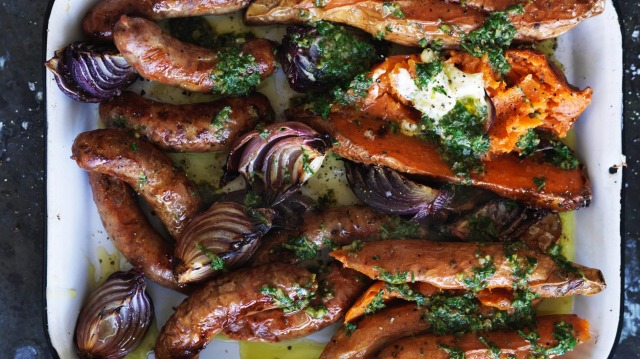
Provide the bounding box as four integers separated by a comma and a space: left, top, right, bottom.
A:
391, 49, 486, 124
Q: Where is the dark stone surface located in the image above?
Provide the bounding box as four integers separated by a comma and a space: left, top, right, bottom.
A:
0, 0, 637, 358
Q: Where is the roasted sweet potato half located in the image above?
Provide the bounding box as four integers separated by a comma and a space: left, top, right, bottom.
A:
330, 240, 606, 297
294, 110, 591, 211
290, 48, 593, 211
378, 314, 591, 359
246, 0, 604, 47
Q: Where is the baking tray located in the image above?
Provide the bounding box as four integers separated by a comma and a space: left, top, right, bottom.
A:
43, 0, 624, 357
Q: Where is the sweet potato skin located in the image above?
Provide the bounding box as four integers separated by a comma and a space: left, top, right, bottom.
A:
319, 303, 430, 359
246, 0, 604, 47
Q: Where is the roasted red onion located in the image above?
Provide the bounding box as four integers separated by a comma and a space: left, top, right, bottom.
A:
45, 42, 137, 102
174, 202, 275, 284
484, 92, 496, 133
224, 122, 328, 206
75, 269, 153, 359
345, 161, 450, 220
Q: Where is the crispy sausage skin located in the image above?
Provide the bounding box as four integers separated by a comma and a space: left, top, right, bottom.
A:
223, 264, 369, 342
251, 205, 427, 266
88, 172, 184, 291
377, 314, 591, 359
83, 0, 253, 42
154, 263, 317, 359
113, 16, 277, 93
331, 240, 606, 297
320, 303, 430, 359
72, 128, 201, 239
101, 91, 275, 152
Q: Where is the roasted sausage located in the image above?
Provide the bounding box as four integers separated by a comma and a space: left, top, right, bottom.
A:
101, 91, 275, 152
83, 0, 253, 42
331, 240, 606, 297
223, 264, 369, 342
251, 205, 428, 266
88, 172, 185, 291
377, 314, 591, 359
72, 128, 201, 239
319, 303, 430, 359
113, 16, 277, 93
154, 263, 317, 358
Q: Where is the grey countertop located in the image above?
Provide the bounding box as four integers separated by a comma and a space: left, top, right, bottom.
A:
0, 0, 638, 357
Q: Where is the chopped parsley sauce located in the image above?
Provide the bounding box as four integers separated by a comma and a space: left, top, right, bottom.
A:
460, 5, 524, 74
210, 44, 261, 96
195, 242, 225, 271
260, 283, 313, 313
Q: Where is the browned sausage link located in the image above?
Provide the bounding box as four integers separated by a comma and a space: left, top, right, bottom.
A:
88, 172, 185, 291
100, 91, 275, 152
155, 263, 317, 359
320, 303, 430, 359
83, 0, 253, 42
113, 16, 277, 93
251, 205, 427, 266
223, 264, 370, 342
72, 128, 201, 239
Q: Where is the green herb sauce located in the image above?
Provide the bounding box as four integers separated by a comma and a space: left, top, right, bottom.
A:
419, 98, 491, 179
211, 106, 233, 127
195, 242, 225, 271
459, 6, 523, 74
210, 44, 261, 96
282, 235, 319, 260
260, 284, 313, 313
437, 343, 465, 359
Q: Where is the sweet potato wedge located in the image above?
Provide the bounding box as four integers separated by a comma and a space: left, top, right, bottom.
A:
320, 302, 430, 359
293, 110, 591, 211
330, 240, 606, 297
344, 281, 441, 323
378, 314, 591, 359
246, 0, 604, 47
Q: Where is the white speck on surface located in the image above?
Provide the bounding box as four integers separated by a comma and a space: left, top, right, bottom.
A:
633, 30, 639, 39
35, 91, 43, 102
28, 82, 36, 91
0, 52, 8, 70
21, 121, 29, 130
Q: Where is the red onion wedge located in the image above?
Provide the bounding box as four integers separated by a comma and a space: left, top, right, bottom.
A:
345, 161, 451, 221
45, 42, 137, 103
224, 122, 328, 206
174, 202, 275, 284
74, 269, 153, 359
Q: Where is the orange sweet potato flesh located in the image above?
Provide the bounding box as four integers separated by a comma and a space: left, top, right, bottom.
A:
447, 49, 593, 154
363, 49, 593, 155
246, 0, 604, 47
344, 281, 441, 323
378, 314, 591, 359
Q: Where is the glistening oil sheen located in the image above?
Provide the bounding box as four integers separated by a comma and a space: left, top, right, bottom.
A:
239, 340, 326, 359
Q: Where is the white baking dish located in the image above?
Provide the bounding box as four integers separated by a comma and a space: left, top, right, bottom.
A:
44, 0, 624, 357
